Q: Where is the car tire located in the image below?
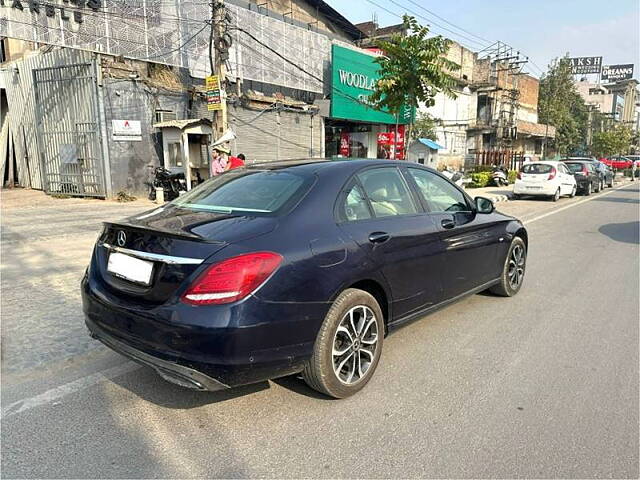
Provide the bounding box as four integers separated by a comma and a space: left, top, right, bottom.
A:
489, 236, 527, 297
302, 288, 384, 399
551, 188, 560, 202
585, 183, 592, 196
600, 180, 604, 191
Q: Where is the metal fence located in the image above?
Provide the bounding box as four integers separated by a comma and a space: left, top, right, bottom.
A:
474, 150, 525, 171
33, 62, 106, 197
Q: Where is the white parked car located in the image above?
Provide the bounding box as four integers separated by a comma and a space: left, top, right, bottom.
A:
513, 161, 577, 201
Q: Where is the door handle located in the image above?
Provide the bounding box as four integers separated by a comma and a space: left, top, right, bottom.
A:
441, 218, 456, 230
368, 232, 390, 244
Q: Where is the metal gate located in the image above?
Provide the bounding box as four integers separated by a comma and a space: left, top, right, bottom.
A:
33, 62, 106, 197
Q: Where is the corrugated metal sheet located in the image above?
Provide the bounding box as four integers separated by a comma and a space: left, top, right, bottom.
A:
0, 49, 94, 190
227, 105, 324, 163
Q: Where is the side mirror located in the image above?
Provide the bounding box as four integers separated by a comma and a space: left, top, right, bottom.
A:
475, 196, 495, 214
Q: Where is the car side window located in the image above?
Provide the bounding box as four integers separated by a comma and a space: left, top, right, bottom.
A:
357, 168, 418, 218
339, 181, 372, 222
408, 168, 470, 213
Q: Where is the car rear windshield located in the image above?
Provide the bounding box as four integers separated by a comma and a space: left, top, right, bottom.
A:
564, 163, 584, 173
522, 163, 553, 174
172, 170, 313, 215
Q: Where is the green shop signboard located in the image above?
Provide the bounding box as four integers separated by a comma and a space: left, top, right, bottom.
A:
330, 44, 414, 125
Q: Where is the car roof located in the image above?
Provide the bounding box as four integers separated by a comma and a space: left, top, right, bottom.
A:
245, 158, 414, 174
526, 160, 560, 165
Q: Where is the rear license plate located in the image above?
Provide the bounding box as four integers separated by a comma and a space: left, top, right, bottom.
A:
526, 186, 542, 190
107, 252, 154, 285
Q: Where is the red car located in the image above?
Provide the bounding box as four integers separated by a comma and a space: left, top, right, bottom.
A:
601, 156, 632, 169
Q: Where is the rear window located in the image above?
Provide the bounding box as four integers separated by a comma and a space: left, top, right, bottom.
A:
172, 170, 312, 215
522, 163, 553, 174
564, 163, 584, 173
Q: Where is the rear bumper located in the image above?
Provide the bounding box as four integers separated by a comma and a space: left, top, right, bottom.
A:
513, 182, 556, 196
575, 178, 591, 191
81, 273, 325, 390
86, 316, 228, 391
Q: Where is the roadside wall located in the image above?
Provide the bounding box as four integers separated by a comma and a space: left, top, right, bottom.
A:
102, 78, 189, 195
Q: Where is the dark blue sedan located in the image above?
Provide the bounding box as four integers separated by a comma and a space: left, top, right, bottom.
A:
82, 159, 528, 398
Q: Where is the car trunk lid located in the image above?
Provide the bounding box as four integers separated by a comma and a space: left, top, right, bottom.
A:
95, 205, 278, 304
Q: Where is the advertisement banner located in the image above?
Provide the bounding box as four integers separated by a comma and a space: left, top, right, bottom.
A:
568, 56, 603, 75
602, 64, 634, 82
331, 45, 415, 124
376, 125, 406, 159
206, 75, 223, 111
339, 133, 351, 157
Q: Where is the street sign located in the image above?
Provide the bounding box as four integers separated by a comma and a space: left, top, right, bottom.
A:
206, 75, 223, 111
568, 56, 603, 75
602, 64, 634, 82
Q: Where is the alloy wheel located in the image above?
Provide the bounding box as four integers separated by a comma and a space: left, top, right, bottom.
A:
508, 244, 526, 289
332, 305, 379, 385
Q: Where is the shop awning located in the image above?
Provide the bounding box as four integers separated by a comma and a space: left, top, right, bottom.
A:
418, 138, 444, 150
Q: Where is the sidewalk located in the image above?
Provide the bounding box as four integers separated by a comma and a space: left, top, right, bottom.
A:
465, 185, 512, 203
465, 175, 635, 204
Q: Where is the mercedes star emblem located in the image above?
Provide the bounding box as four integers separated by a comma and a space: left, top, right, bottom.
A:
117, 230, 127, 247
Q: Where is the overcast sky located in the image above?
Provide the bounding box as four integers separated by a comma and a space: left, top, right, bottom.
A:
325, 0, 640, 79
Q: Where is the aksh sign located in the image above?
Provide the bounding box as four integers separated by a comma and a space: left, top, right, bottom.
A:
602, 64, 634, 82
568, 56, 603, 75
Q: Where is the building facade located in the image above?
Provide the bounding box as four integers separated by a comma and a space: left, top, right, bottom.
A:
1, 0, 362, 196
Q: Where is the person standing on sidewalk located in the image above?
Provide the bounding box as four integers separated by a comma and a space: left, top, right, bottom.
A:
210, 146, 230, 177
632, 159, 637, 182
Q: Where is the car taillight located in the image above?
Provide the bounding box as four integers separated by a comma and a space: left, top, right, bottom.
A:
182, 252, 283, 305
517, 171, 522, 180
548, 167, 557, 180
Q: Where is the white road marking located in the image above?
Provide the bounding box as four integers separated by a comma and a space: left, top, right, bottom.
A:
1, 362, 139, 420
524, 183, 636, 225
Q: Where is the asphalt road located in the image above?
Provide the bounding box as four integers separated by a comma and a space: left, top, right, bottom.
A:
1, 184, 639, 478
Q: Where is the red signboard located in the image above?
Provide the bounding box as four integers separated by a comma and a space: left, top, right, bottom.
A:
339, 133, 351, 157
377, 125, 406, 160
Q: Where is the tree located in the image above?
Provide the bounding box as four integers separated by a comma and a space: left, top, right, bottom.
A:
410, 112, 440, 140
538, 56, 589, 155
369, 15, 460, 130
591, 125, 633, 158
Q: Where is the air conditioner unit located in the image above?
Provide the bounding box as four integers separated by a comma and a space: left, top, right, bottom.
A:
155, 110, 177, 123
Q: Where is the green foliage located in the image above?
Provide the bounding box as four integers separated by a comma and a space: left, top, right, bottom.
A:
411, 112, 440, 140
508, 170, 518, 184
370, 15, 460, 115
538, 57, 589, 155
591, 125, 633, 158
474, 165, 494, 173
468, 172, 492, 188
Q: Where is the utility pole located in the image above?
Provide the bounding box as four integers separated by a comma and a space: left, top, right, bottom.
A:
209, 1, 229, 142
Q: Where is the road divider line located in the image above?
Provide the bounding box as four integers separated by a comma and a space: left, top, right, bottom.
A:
1, 362, 139, 420
524, 183, 637, 226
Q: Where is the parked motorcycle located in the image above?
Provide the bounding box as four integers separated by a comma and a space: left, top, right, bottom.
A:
145, 166, 187, 201
492, 166, 509, 187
